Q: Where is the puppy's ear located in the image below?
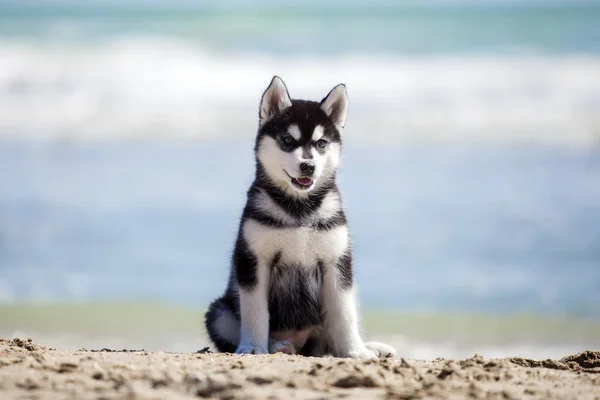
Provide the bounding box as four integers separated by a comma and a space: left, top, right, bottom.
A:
320, 84, 348, 131
259, 76, 292, 127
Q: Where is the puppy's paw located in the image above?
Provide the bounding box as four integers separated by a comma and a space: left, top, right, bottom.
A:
365, 341, 397, 358
269, 340, 296, 355
235, 344, 268, 355
345, 347, 378, 360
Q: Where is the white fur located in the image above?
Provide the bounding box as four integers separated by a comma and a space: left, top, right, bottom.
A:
313, 191, 342, 221
213, 306, 240, 345
242, 220, 349, 267
288, 124, 301, 140
321, 281, 376, 359
312, 125, 325, 141
257, 137, 298, 193
236, 261, 270, 354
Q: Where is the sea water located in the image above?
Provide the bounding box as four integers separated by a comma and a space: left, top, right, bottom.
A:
0, 0, 599, 319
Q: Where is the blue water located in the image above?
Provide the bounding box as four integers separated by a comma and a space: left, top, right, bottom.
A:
1, 1, 600, 55
0, 140, 598, 316
0, 0, 599, 316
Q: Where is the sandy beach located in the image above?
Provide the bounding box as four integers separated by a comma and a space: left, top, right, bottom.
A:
1, 338, 599, 400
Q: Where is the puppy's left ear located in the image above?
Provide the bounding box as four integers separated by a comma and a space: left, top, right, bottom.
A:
320, 84, 348, 130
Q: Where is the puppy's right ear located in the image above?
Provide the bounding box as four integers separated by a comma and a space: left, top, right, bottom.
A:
259, 76, 292, 127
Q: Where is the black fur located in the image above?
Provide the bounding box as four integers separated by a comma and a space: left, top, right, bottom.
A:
205, 86, 353, 354
233, 232, 259, 288
268, 256, 324, 331
312, 210, 347, 231
204, 297, 238, 353
336, 250, 354, 291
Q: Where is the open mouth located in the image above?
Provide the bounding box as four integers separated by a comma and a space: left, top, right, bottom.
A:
284, 170, 314, 189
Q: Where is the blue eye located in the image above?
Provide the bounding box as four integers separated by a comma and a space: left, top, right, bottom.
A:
316, 139, 328, 149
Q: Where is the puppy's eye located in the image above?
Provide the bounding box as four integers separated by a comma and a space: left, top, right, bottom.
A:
316, 139, 328, 149
281, 134, 294, 145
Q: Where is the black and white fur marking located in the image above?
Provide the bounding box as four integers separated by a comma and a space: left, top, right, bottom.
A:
204, 76, 396, 359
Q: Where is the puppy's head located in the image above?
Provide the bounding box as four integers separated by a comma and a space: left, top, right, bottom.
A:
255, 76, 348, 195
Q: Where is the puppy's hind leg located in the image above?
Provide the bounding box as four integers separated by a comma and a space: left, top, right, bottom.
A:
298, 333, 329, 357
204, 297, 240, 353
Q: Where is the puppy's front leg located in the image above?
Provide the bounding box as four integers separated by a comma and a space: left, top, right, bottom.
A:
322, 252, 376, 359
235, 245, 270, 354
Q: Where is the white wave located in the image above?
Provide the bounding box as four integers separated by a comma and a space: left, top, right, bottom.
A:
1, 37, 600, 144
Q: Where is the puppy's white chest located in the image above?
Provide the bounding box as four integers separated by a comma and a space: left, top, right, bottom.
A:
243, 220, 348, 266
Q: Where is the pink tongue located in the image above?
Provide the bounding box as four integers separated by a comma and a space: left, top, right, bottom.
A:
296, 177, 313, 186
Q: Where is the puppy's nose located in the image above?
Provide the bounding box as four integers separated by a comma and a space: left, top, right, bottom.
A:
299, 162, 315, 176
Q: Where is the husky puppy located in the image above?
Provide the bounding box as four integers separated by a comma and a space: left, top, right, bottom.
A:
204, 77, 396, 359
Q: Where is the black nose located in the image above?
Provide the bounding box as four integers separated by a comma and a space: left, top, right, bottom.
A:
300, 162, 315, 176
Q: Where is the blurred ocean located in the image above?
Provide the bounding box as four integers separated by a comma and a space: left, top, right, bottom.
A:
0, 0, 599, 331
1, 140, 600, 318
1, 1, 600, 144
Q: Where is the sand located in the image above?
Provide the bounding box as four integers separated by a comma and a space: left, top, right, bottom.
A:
1, 338, 599, 400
